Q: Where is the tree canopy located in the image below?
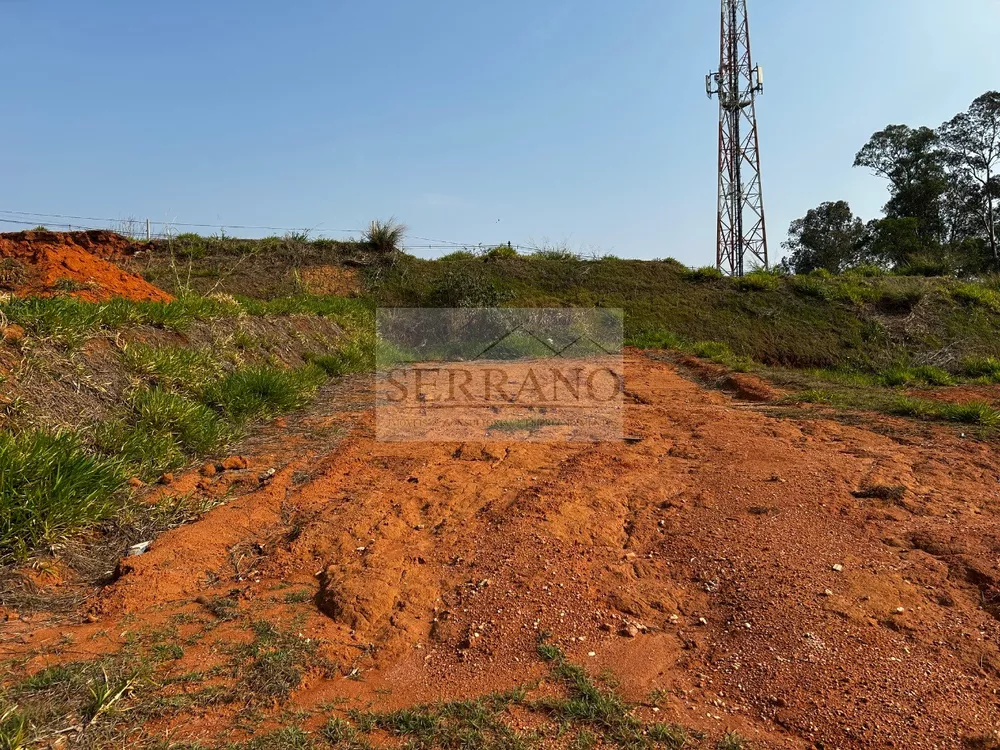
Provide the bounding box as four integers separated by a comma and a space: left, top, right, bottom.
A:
784, 91, 1000, 275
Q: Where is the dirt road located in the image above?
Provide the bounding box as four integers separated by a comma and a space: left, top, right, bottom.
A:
5, 353, 1000, 748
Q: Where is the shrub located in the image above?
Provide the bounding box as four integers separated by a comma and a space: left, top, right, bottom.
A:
483, 245, 519, 261
0, 431, 125, 560
734, 270, 780, 292
530, 246, 578, 261
363, 218, 406, 256
427, 268, 514, 308
844, 264, 886, 278
896, 254, 954, 277
686, 266, 724, 282
789, 275, 831, 300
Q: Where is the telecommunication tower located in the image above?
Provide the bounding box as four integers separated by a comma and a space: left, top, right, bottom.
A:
706, 0, 768, 276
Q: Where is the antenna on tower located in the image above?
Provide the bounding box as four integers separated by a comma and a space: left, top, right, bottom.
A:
706, 0, 768, 277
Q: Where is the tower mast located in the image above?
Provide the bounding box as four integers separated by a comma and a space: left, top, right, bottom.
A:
707, 0, 768, 276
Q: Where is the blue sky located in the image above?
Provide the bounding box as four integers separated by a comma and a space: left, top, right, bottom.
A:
1, 0, 997, 264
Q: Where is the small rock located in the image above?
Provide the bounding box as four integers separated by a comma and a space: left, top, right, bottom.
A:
258, 468, 276, 484
832, 564, 844, 572
222, 456, 249, 471
588, 651, 597, 657
158, 473, 174, 485
894, 607, 905, 614
83, 613, 100, 624
1, 324, 25, 344
697, 617, 708, 626
619, 624, 639, 638
200, 463, 217, 478
599, 622, 613, 632
823, 589, 834, 597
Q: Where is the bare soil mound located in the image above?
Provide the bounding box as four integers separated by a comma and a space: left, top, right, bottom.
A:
0, 230, 171, 302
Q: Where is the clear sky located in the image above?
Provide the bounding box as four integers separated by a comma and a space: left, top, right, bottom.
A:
1, 0, 997, 264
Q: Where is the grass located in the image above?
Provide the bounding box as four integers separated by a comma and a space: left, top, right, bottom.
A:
532, 640, 693, 749
363, 218, 406, 257
716, 732, 750, 750
963, 357, 1000, 382
203, 365, 325, 423
0, 293, 374, 344
230, 621, 323, 705
878, 365, 954, 387
0, 706, 28, 750
888, 396, 1000, 427
122, 343, 218, 394
0, 431, 126, 561
2, 352, 361, 560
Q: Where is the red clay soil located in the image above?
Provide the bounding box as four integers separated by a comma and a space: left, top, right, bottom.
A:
6, 354, 1000, 748
0, 230, 172, 302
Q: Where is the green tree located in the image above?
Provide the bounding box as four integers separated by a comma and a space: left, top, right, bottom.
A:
939, 91, 1000, 262
854, 125, 948, 243
864, 217, 942, 272
781, 201, 867, 274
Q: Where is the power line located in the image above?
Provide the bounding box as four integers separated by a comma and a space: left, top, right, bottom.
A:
0, 209, 360, 235
0, 212, 542, 254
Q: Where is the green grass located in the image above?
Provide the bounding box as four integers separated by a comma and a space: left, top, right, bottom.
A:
0, 431, 126, 561
532, 640, 692, 749
307, 338, 374, 378
1, 356, 345, 559
888, 396, 1000, 427
94, 389, 229, 478
231, 621, 323, 705
203, 365, 325, 423
733, 270, 781, 292
122, 343, 218, 394
0, 294, 374, 344
878, 365, 954, 387
685, 266, 724, 282
962, 357, 1000, 382
0, 295, 235, 341
951, 283, 1000, 312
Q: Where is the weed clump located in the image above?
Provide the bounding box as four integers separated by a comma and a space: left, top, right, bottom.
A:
0, 431, 125, 561
363, 218, 406, 257
204, 365, 324, 423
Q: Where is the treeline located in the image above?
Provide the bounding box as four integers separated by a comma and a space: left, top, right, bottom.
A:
782, 91, 999, 276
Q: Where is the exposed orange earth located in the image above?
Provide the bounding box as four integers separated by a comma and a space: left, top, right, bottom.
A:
0, 230, 172, 302
6, 354, 1000, 748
